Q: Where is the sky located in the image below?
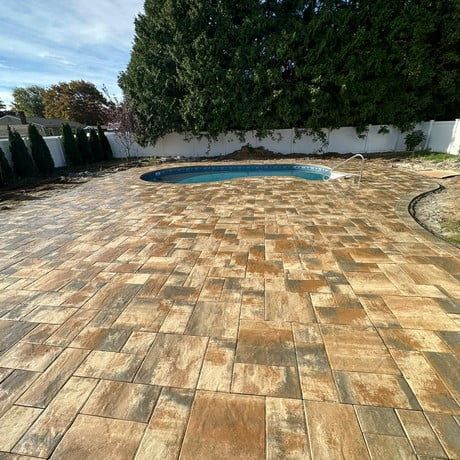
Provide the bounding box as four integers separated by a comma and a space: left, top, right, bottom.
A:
0, 0, 145, 107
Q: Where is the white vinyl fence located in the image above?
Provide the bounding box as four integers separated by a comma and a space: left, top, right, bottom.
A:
1, 120, 459, 167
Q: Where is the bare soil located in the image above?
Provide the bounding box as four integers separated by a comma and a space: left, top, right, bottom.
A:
413, 176, 460, 247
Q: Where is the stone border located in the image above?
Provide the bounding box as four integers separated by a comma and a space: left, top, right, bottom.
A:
395, 181, 460, 254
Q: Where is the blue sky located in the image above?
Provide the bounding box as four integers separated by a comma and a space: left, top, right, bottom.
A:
0, 0, 144, 106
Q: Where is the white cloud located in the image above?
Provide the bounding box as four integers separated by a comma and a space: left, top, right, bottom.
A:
0, 0, 144, 103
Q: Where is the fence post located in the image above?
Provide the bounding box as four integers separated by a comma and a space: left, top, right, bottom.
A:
424, 119, 434, 150
448, 119, 460, 155
363, 127, 369, 154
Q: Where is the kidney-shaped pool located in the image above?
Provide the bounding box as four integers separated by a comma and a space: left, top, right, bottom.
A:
141, 163, 332, 184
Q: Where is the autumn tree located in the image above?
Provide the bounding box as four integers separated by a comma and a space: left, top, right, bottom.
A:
43, 80, 109, 125
12, 86, 46, 117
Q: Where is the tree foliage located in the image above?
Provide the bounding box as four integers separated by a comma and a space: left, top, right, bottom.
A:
8, 127, 36, 178
75, 128, 91, 164
88, 128, 103, 162
97, 125, 113, 161
28, 124, 55, 175
43, 80, 110, 125
62, 123, 81, 166
121, 0, 460, 144
0, 147, 14, 184
12, 86, 46, 117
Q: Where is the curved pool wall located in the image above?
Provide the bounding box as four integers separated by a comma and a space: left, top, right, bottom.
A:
141, 164, 332, 184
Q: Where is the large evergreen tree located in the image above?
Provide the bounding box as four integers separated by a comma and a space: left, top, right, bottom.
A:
28, 124, 55, 176
121, 0, 460, 144
8, 127, 36, 178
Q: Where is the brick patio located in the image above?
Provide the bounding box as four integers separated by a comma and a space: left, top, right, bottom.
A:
0, 160, 459, 459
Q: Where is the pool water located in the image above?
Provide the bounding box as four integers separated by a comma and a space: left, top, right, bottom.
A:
141, 164, 331, 184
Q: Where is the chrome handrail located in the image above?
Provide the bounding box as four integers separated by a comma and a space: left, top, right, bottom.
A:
329, 153, 365, 188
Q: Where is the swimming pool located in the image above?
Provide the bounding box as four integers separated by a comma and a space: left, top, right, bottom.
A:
141, 164, 332, 184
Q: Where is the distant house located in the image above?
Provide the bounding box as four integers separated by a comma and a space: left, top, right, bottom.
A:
0, 113, 84, 138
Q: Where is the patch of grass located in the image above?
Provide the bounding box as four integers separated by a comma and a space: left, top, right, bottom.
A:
409, 150, 458, 163
442, 220, 460, 245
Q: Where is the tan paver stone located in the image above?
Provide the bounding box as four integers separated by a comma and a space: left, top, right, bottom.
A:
345, 271, 401, 295
181, 391, 265, 459
383, 296, 458, 331
266, 397, 310, 459
0, 342, 62, 372
82, 380, 161, 422
50, 414, 145, 459
335, 371, 420, 409
12, 376, 97, 457
0, 406, 42, 451
135, 333, 208, 388
75, 350, 143, 382
197, 338, 235, 392
293, 323, 338, 401
364, 434, 416, 459
305, 401, 369, 459
396, 409, 447, 457
186, 300, 240, 339
135, 387, 193, 460
265, 290, 314, 322
391, 350, 459, 414
17, 347, 89, 408
69, 325, 130, 351
121, 331, 157, 354
23, 305, 77, 324
321, 324, 400, 374
379, 328, 452, 352
0, 370, 38, 417
425, 412, 460, 459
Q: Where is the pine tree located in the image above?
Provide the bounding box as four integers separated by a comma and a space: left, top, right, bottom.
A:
75, 128, 91, 164
8, 126, 36, 178
97, 125, 113, 161
61, 123, 81, 166
88, 128, 103, 162
0, 147, 15, 184
28, 124, 55, 176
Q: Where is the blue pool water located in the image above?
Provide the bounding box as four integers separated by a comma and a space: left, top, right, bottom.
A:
141, 164, 331, 184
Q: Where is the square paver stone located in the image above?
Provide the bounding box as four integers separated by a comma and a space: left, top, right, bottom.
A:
180, 391, 265, 459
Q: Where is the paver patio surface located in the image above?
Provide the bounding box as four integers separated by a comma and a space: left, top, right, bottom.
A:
0, 159, 459, 459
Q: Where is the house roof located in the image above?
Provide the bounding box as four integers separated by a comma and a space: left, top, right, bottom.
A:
0, 114, 84, 128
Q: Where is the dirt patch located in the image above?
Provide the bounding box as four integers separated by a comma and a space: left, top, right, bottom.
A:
211, 145, 307, 161
413, 176, 460, 247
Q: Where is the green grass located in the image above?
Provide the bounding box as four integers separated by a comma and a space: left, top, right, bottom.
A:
409, 150, 458, 163
442, 220, 460, 245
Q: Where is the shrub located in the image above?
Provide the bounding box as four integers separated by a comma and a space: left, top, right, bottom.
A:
0, 147, 15, 184
405, 130, 426, 151
62, 123, 81, 166
8, 126, 36, 178
28, 124, 54, 176
97, 125, 113, 161
75, 128, 91, 164
89, 128, 103, 162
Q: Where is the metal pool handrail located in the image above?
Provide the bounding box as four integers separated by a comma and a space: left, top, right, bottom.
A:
329, 153, 365, 188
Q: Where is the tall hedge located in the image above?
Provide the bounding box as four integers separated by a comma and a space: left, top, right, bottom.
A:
0, 147, 14, 184
62, 123, 81, 166
97, 125, 113, 161
8, 126, 36, 178
28, 124, 55, 176
75, 128, 91, 164
120, 0, 460, 144
88, 128, 103, 162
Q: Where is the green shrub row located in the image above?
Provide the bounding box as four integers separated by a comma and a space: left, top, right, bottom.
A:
62, 124, 113, 166
0, 125, 55, 185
